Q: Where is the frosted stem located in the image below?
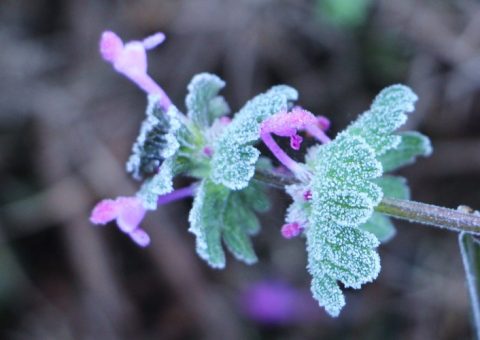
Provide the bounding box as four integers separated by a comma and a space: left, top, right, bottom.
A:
376, 197, 480, 235
458, 232, 480, 339
253, 169, 480, 235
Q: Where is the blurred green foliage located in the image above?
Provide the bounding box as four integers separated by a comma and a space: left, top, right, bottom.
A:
316, 0, 372, 28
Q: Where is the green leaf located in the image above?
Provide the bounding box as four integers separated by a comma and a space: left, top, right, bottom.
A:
343, 84, 418, 156
317, 0, 372, 28
378, 131, 432, 172
211, 85, 298, 190
188, 179, 269, 268
126, 96, 182, 180
375, 175, 410, 200
359, 213, 396, 243
306, 220, 380, 316
302, 134, 382, 316
359, 176, 409, 243
308, 134, 383, 226
309, 269, 345, 317
137, 157, 177, 210
186, 73, 229, 129
188, 179, 228, 269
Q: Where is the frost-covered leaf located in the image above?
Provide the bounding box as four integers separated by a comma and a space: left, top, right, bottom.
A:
211, 85, 298, 190
302, 133, 382, 316
126, 96, 182, 180
375, 175, 410, 200
309, 271, 345, 317
359, 213, 396, 243
137, 157, 177, 210
306, 219, 380, 316
378, 131, 432, 172
240, 181, 271, 215
308, 134, 383, 226
359, 176, 409, 242
186, 73, 230, 129
344, 84, 418, 156
188, 179, 269, 268
188, 179, 227, 268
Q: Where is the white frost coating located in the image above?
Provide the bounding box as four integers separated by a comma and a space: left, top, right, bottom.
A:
375, 175, 410, 200
379, 131, 432, 172
188, 179, 226, 269
137, 157, 176, 210
211, 85, 298, 190
186, 73, 230, 128
309, 135, 383, 210
359, 175, 410, 242
126, 96, 182, 180
343, 84, 418, 156
359, 212, 396, 243
161, 105, 182, 158
187, 179, 267, 268
301, 134, 383, 316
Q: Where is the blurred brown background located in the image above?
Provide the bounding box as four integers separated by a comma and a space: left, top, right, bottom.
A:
1, 0, 480, 339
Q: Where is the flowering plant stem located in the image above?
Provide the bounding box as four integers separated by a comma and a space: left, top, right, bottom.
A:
254, 169, 480, 235
458, 233, 480, 339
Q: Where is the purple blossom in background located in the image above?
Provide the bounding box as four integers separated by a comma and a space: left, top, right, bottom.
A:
90, 196, 150, 247
240, 280, 322, 325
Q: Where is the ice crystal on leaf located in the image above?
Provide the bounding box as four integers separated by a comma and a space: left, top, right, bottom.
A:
137, 157, 178, 210
302, 134, 382, 316
343, 84, 418, 156
360, 176, 410, 242
186, 73, 230, 129
188, 179, 270, 268
378, 131, 432, 172
211, 86, 298, 190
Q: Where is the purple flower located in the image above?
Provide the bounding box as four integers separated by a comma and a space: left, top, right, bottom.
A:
241, 280, 322, 325
90, 196, 150, 247
99, 30, 172, 111
280, 222, 304, 239
260, 108, 331, 180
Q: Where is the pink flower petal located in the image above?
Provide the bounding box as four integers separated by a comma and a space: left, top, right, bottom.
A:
129, 228, 151, 247
281, 222, 304, 239
262, 109, 317, 136
317, 116, 330, 131
290, 134, 303, 150
99, 31, 124, 63
115, 197, 146, 233
142, 32, 166, 50
113, 41, 148, 78
90, 199, 120, 225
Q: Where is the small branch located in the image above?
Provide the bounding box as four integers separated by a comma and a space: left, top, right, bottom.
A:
253, 169, 296, 188
376, 198, 480, 235
458, 232, 480, 339
254, 169, 480, 235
